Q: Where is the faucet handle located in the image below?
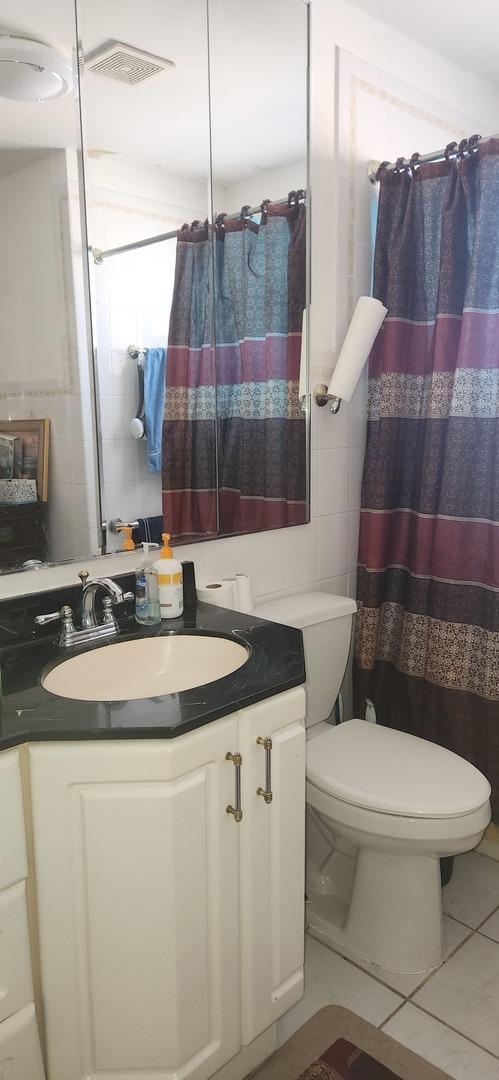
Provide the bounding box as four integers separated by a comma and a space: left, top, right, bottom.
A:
34, 604, 73, 627
78, 569, 89, 588
101, 596, 116, 626
34, 606, 76, 645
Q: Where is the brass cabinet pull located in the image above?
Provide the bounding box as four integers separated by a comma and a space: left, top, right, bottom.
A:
256, 736, 273, 803
225, 751, 243, 822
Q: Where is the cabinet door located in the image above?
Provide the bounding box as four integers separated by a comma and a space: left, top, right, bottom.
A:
0, 1004, 45, 1080
29, 720, 241, 1080
238, 688, 306, 1044
0, 750, 28, 891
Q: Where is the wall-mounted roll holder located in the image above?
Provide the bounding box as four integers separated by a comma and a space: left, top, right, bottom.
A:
313, 386, 342, 413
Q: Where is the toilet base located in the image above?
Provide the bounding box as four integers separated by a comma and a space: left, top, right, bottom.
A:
307, 848, 443, 975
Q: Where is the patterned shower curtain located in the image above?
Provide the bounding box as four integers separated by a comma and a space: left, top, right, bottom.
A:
162, 222, 217, 540
215, 201, 307, 533
353, 141, 499, 816
163, 201, 307, 539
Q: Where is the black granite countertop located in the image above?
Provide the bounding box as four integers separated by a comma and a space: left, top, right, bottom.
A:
0, 579, 305, 749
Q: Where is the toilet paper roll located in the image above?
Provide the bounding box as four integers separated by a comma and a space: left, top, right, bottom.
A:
327, 296, 387, 402
197, 579, 237, 609
235, 572, 253, 614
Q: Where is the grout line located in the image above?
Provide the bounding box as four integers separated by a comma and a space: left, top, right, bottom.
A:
474, 901, 499, 934
405, 926, 476, 1004
378, 999, 407, 1030
443, 911, 475, 931
410, 1000, 499, 1063
306, 929, 408, 1000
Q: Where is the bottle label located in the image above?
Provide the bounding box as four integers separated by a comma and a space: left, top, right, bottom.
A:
158, 571, 183, 586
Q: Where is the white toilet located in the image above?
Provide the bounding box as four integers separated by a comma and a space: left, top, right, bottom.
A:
253, 592, 491, 975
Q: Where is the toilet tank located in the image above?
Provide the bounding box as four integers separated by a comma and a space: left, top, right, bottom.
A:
253, 592, 357, 728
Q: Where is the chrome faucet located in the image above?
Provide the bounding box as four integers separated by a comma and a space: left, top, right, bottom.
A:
34, 575, 134, 648
81, 576, 134, 630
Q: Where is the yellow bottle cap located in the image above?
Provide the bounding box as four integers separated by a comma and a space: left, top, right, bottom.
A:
121, 526, 135, 551
160, 532, 173, 558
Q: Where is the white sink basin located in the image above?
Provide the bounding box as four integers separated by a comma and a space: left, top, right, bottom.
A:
42, 634, 249, 702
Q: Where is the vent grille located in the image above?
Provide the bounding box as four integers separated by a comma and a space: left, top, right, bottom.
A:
84, 40, 174, 85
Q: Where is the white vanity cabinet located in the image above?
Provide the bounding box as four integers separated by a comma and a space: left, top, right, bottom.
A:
238, 691, 306, 1044
0, 750, 45, 1080
28, 687, 306, 1080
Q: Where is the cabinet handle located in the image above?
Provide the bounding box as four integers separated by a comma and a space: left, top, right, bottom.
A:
256, 736, 273, 803
225, 751, 243, 822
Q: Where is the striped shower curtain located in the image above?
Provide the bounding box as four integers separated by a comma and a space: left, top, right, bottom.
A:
162, 223, 218, 540
353, 141, 499, 815
162, 201, 307, 540
215, 202, 307, 533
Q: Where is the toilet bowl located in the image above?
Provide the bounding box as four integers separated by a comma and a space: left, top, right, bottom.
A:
253, 593, 492, 975
306, 719, 491, 973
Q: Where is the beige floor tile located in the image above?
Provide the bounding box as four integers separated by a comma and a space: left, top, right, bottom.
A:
479, 908, 499, 943
277, 935, 402, 1047
384, 1004, 499, 1080
443, 853, 499, 928
414, 934, 499, 1057
336, 914, 472, 998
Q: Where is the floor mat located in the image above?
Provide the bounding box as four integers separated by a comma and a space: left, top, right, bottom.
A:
250, 1007, 451, 1080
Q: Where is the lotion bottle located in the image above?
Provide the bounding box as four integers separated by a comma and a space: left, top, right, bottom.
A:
154, 533, 184, 619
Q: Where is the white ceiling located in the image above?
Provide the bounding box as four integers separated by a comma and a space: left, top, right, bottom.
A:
0, 0, 308, 182
349, 0, 499, 89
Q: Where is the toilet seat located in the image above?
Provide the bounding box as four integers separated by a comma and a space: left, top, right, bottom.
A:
306, 719, 491, 819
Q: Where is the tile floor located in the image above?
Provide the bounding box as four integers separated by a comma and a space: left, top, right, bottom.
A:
277, 851, 499, 1079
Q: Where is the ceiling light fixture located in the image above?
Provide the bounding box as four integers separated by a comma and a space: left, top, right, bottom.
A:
0, 36, 73, 102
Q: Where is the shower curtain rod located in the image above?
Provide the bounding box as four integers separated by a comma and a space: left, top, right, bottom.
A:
91, 192, 305, 264
367, 132, 499, 183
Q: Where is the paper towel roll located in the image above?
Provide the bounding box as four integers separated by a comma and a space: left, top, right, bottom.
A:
235, 572, 253, 614
197, 579, 237, 609
327, 296, 387, 402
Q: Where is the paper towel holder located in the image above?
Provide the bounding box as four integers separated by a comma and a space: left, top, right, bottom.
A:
314, 385, 342, 412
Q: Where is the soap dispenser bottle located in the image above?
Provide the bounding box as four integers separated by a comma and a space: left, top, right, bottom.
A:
135, 543, 161, 625
154, 533, 184, 620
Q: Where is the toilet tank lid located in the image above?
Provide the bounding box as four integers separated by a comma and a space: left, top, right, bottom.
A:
253, 592, 357, 629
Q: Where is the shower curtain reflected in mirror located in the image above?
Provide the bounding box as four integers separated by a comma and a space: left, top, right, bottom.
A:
162, 222, 218, 540
354, 140, 499, 816
162, 198, 307, 541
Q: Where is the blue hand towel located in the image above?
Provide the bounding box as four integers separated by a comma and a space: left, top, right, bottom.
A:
144, 347, 166, 472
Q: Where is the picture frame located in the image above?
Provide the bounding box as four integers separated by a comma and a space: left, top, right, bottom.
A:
0, 419, 50, 501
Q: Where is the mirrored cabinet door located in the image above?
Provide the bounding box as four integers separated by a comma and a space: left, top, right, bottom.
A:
77, 0, 214, 550
208, 0, 309, 537
0, 0, 101, 571
79, 0, 310, 550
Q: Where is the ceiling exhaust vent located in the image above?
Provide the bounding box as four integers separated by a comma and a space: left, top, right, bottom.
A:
84, 40, 175, 86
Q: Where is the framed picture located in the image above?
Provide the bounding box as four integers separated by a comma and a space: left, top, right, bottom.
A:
0, 419, 50, 501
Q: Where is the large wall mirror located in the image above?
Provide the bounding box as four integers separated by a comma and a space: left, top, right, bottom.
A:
0, 0, 101, 572
81, 0, 310, 549
0, 0, 309, 572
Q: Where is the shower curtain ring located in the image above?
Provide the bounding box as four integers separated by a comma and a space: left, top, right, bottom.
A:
240, 204, 251, 222
444, 141, 458, 160
468, 133, 482, 153
375, 161, 389, 181
409, 152, 420, 174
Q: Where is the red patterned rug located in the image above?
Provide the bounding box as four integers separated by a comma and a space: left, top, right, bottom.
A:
299, 1037, 403, 1079
251, 1006, 451, 1080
